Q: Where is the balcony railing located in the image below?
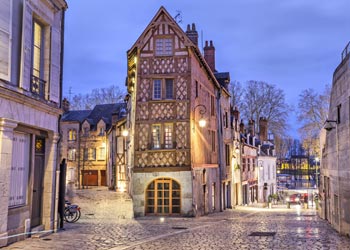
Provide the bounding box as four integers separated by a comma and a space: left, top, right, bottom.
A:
31, 75, 46, 98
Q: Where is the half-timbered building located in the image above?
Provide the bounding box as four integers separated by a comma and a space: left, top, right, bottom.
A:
126, 6, 231, 217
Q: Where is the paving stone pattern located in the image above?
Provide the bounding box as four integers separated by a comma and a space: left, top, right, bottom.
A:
3, 188, 350, 250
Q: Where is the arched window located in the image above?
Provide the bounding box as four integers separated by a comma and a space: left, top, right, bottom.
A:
146, 178, 180, 215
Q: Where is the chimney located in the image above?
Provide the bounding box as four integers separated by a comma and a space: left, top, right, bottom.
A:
248, 119, 255, 136
62, 98, 70, 112
204, 40, 216, 72
186, 23, 198, 46
259, 117, 268, 142
239, 119, 244, 133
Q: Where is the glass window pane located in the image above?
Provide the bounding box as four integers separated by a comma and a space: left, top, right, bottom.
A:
157, 182, 163, 190
148, 181, 155, 190
164, 207, 169, 213
164, 183, 169, 189
147, 207, 154, 213
172, 199, 180, 205
152, 125, 161, 149
164, 124, 173, 149
172, 207, 180, 213
165, 79, 173, 99
157, 199, 163, 205
164, 199, 169, 205
172, 180, 180, 189
172, 190, 180, 197
164, 191, 169, 197
153, 79, 161, 99
157, 207, 162, 213
147, 199, 154, 205
147, 191, 154, 197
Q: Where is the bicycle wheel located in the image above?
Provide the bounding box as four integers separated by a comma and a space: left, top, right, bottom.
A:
64, 207, 78, 223
72, 209, 81, 222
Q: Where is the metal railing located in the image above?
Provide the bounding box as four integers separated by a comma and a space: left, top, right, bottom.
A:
341, 41, 350, 61
30, 74, 46, 98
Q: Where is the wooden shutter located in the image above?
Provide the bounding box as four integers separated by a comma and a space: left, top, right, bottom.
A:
0, 0, 12, 81
9, 132, 30, 207
49, 12, 61, 103
19, 0, 33, 90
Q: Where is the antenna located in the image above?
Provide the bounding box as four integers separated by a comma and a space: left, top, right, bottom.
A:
174, 10, 182, 24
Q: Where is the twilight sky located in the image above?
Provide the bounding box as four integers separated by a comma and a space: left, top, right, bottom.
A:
63, 0, 350, 135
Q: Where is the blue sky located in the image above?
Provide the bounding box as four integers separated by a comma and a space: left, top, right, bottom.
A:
63, 1, 350, 136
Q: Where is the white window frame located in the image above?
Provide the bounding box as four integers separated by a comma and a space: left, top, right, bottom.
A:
152, 124, 161, 149
155, 38, 173, 56
153, 79, 162, 100
68, 148, 76, 161
97, 147, 106, 160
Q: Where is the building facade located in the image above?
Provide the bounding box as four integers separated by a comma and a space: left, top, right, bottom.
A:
0, 0, 67, 246
60, 102, 126, 190
320, 41, 350, 236
126, 7, 230, 217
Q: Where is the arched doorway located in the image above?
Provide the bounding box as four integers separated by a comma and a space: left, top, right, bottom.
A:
145, 178, 181, 215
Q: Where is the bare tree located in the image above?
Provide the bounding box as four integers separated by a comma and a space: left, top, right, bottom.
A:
230, 80, 292, 138
297, 84, 330, 155
274, 135, 293, 159
229, 80, 244, 111
67, 85, 126, 110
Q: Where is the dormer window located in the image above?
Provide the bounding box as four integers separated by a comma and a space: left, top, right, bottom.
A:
99, 127, 104, 136
83, 127, 89, 136
155, 38, 173, 56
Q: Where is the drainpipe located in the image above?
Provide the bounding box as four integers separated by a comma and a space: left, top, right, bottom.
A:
216, 87, 223, 212
54, 7, 66, 232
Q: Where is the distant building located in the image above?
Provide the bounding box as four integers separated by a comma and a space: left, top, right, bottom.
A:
126, 6, 231, 217
320, 41, 350, 236
240, 119, 259, 205
0, 0, 67, 246
257, 117, 277, 202
60, 102, 126, 190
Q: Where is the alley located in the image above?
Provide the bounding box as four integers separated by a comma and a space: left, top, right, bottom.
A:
4, 207, 350, 250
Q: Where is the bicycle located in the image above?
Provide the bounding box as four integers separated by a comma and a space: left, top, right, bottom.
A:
64, 201, 81, 223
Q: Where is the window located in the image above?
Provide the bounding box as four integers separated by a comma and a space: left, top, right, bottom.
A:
146, 178, 180, 215
164, 124, 173, 149
68, 148, 76, 161
83, 127, 89, 136
153, 79, 161, 99
242, 158, 246, 171
97, 147, 106, 160
337, 104, 341, 124
9, 133, 30, 207
155, 38, 173, 56
165, 79, 173, 99
153, 79, 174, 100
68, 129, 76, 141
211, 96, 215, 116
99, 127, 104, 136
83, 148, 88, 161
90, 148, 96, 160
247, 158, 251, 171
31, 20, 45, 97
211, 131, 216, 152
225, 144, 230, 166
152, 124, 161, 149
195, 81, 198, 98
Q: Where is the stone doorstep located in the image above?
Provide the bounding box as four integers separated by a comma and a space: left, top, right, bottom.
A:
30, 225, 52, 239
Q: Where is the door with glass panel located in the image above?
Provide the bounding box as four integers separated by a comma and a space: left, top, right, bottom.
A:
146, 178, 180, 215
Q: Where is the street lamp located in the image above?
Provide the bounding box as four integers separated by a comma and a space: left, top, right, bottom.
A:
193, 104, 207, 131
324, 119, 337, 131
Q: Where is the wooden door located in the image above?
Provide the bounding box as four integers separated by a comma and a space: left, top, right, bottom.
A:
82, 170, 98, 186
31, 137, 45, 227
100, 170, 106, 186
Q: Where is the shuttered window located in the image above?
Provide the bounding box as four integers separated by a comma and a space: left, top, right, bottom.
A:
9, 132, 30, 207
0, 0, 12, 80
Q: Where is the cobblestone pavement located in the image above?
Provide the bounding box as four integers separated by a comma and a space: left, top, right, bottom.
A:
3, 207, 350, 250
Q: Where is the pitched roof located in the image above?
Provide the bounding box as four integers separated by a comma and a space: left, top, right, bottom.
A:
61, 110, 91, 122
61, 103, 126, 131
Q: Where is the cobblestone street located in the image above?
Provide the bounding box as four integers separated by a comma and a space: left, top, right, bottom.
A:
3, 206, 350, 250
